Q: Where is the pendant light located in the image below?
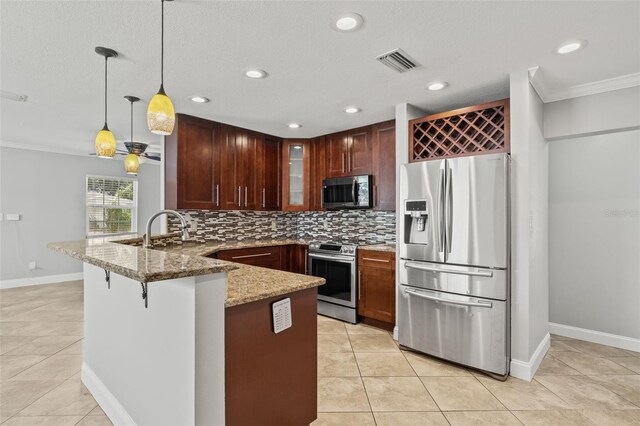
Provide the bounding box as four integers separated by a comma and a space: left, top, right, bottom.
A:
94, 47, 118, 158
147, 0, 175, 136
124, 96, 141, 175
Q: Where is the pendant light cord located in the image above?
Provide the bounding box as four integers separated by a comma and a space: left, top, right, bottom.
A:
104, 56, 108, 127
130, 99, 134, 141
161, 0, 164, 86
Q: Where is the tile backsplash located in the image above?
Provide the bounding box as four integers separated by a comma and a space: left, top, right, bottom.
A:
168, 210, 396, 245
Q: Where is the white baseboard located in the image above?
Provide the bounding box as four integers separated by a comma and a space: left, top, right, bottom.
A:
82, 363, 136, 426
510, 332, 550, 382
549, 322, 640, 353
0, 272, 83, 289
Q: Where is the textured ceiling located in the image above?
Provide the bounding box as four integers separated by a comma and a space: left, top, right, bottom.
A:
1, 0, 638, 154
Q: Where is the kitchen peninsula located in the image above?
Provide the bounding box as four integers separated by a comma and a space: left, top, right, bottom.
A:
48, 237, 324, 426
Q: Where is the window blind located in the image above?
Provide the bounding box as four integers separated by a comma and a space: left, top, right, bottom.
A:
86, 175, 138, 237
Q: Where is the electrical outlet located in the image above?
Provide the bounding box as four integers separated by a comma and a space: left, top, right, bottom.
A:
271, 220, 277, 231
190, 220, 197, 232
6, 213, 21, 221
28, 261, 37, 270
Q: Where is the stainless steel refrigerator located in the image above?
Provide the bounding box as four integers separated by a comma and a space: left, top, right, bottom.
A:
398, 153, 510, 378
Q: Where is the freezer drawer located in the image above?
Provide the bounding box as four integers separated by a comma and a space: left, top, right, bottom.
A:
399, 259, 508, 301
398, 285, 509, 376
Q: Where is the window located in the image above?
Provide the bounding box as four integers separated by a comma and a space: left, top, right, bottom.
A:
86, 175, 138, 238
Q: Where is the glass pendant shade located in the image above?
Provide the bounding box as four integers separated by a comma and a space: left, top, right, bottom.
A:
147, 87, 175, 135
95, 126, 117, 158
125, 153, 140, 175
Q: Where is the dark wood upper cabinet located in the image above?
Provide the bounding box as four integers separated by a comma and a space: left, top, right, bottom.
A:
259, 136, 282, 211
326, 128, 372, 178
282, 139, 311, 211
165, 114, 222, 210
242, 131, 260, 210
219, 124, 243, 210
326, 132, 348, 178
348, 128, 372, 175
372, 120, 396, 211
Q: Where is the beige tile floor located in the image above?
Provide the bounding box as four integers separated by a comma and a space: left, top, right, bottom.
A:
2, 281, 640, 425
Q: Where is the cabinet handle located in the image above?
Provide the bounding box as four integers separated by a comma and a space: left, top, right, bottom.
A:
231, 252, 272, 260
348, 152, 351, 172
341, 154, 345, 173
358, 270, 362, 300
363, 257, 390, 263
216, 184, 219, 207
262, 188, 266, 208
304, 249, 308, 274
237, 187, 241, 207
244, 186, 248, 207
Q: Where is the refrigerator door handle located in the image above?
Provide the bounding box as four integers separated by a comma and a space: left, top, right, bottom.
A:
445, 165, 453, 254
404, 261, 493, 277
438, 167, 446, 253
352, 179, 357, 205
404, 288, 493, 308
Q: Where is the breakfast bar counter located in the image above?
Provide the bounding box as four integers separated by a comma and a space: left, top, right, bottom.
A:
48, 237, 324, 426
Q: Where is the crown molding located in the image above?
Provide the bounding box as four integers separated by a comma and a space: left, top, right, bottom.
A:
528, 67, 640, 103
0, 140, 160, 165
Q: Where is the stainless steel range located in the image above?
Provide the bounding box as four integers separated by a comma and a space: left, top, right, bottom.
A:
308, 241, 358, 323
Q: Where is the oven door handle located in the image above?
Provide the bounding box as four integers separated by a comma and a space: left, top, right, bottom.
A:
404, 262, 493, 277
308, 253, 355, 263
404, 288, 492, 308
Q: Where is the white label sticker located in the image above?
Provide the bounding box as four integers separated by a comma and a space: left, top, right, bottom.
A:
272, 298, 292, 334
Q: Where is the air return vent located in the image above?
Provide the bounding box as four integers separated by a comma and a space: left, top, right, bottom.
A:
376, 48, 419, 73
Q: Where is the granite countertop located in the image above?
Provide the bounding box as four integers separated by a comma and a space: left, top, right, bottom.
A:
148, 240, 324, 307
47, 239, 238, 283
359, 243, 397, 253
49, 237, 325, 307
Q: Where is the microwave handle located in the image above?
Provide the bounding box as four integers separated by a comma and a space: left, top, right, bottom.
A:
352, 179, 357, 205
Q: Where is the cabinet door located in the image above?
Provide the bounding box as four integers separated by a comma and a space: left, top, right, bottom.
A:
310, 136, 325, 211
219, 125, 242, 210
176, 116, 221, 210
287, 244, 308, 274
242, 131, 259, 210
348, 128, 372, 175
326, 132, 348, 178
372, 121, 396, 211
358, 266, 396, 323
260, 136, 281, 210
282, 139, 310, 211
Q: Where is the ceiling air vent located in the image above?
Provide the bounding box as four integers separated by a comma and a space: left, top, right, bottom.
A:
376, 48, 419, 73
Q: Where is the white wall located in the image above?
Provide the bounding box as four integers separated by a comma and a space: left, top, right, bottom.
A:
546, 85, 640, 348
0, 147, 161, 285
548, 130, 640, 340
509, 69, 549, 380
544, 86, 640, 140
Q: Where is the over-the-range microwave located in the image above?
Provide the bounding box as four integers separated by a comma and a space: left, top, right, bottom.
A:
322, 175, 373, 210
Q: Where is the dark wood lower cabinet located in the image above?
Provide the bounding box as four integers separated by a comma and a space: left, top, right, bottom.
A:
286, 244, 308, 274
225, 287, 317, 426
216, 246, 283, 269
358, 250, 396, 329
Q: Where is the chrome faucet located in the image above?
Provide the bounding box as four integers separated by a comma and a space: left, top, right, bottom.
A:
144, 209, 189, 248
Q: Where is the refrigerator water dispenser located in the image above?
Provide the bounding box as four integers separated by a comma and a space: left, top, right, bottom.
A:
404, 200, 429, 245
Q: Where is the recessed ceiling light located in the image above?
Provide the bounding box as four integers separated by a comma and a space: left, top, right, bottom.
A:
555, 40, 588, 54
427, 81, 448, 91
288, 123, 301, 129
245, 69, 268, 79
332, 13, 364, 32
190, 96, 210, 103
293, 146, 302, 149
344, 106, 361, 114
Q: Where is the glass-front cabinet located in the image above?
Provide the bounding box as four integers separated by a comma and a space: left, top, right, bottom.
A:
282, 139, 311, 211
